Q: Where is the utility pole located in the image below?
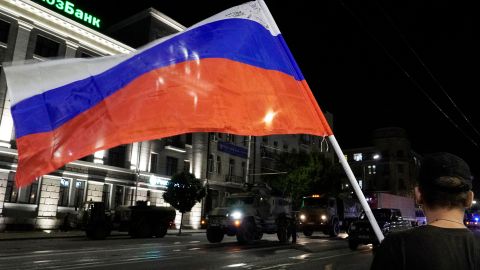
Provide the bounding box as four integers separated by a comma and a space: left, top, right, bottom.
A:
245, 136, 252, 184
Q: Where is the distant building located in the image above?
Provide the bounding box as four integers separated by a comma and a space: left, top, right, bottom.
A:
0, 2, 333, 231
343, 127, 421, 196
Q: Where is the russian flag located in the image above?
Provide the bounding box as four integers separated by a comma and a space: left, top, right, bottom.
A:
4, 1, 332, 187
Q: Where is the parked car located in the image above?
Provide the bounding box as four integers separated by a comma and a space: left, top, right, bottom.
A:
348, 208, 412, 250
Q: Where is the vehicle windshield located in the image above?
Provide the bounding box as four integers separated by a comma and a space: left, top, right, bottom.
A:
302, 197, 328, 208
225, 196, 254, 206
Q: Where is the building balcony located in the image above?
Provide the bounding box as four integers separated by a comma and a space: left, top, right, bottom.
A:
225, 174, 244, 184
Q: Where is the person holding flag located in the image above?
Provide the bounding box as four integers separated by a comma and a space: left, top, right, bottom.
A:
371, 152, 480, 270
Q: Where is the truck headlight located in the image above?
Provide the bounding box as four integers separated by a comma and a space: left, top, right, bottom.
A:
231, 211, 243, 220
300, 214, 306, 221
321, 215, 327, 220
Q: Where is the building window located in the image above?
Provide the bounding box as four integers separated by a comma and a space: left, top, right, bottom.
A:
34, 35, 59, 58
397, 150, 404, 158
166, 156, 178, 176
150, 153, 158, 173
102, 184, 111, 210
283, 144, 289, 151
229, 159, 235, 176
262, 136, 269, 144
80, 52, 93, 58
368, 165, 372, 175
210, 133, 217, 141
273, 141, 278, 153
0, 19, 10, 44
4, 172, 18, 203
372, 165, 376, 174
114, 185, 124, 209
243, 136, 249, 147
353, 153, 363, 162
226, 134, 235, 143
21, 182, 38, 204
186, 133, 193, 145
398, 164, 405, 173
217, 156, 222, 175
108, 145, 126, 168
242, 161, 246, 180
73, 181, 85, 208
184, 160, 191, 173
124, 187, 133, 206
344, 154, 348, 161
207, 154, 214, 173
58, 178, 70, 206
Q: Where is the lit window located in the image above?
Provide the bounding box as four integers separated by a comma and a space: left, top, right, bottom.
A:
344, 154, 348, 161
353, 153, 363, 161
372, 165, 376, 174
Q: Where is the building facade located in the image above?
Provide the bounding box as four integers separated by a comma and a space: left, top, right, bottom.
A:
0, 1, 333, 231
343, 127, 421, 197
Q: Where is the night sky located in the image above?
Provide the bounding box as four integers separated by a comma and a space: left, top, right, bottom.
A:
59, 1, 476, 175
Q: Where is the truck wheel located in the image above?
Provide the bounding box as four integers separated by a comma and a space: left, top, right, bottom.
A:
303, 228, 313, 237
255, 231, 263, 240
237, 219, 256, 244
329, 219, 339, 237
130, 217, 152, 238
277, 222, 291, 243
206, 227, 224, 243
154, 224, 168, 238
348, 239, 358, 250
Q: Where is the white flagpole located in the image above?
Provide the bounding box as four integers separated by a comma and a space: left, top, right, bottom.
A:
328, 135, 384, 242
256, 0, 384, 243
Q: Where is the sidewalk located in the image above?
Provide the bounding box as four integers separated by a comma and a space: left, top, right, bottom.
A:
0, 229, 206, 241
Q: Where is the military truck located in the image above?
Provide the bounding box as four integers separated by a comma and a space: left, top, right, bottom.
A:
298, 194, 362, 237
206, 186, 295, 244
78, 201, 176, 240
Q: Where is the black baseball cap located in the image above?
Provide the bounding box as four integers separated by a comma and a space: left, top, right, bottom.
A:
418, 152, 473, 193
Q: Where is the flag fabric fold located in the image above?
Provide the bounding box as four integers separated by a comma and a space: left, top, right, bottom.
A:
4, 1, 332, 187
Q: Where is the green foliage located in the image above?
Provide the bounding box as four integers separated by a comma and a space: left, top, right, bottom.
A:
264, 151, 346, 209
163, 171, 206, 214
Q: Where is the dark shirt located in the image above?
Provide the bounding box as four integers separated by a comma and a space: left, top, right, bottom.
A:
371, 225, 480, 270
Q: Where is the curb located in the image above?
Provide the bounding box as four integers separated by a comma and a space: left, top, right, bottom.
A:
0, 230, 206, 241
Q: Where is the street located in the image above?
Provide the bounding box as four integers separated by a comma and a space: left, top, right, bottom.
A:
0, 232, 373, 269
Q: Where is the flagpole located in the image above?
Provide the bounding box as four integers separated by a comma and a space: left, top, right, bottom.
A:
256, 0, 384, 243
245, 136, 252, 184
328, 135, 384, 242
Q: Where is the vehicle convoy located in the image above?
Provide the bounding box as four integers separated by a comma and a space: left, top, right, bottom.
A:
298, 194, 362, 237
368, 192, 417, 226
206, 186, 295, 244
77, 200, 176, 240
348, 208, 412, 250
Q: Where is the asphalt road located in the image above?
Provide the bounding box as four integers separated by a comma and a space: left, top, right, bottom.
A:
0, 232, 373, 269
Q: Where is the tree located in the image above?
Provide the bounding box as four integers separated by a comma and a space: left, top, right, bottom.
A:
163, 171, 206, 235
264, 150, 345, 209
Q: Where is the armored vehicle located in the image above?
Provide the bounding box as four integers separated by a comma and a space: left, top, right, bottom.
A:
206, 186, 295, 244
78, 201, 176, 240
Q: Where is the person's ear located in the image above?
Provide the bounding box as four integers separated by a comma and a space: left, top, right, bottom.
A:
465, 191, 474, 208
414, 186, 423, 205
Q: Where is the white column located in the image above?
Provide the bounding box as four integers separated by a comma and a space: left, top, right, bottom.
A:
36, 177, 60, 230
0, 174, 6, 232
0, 20, 31, 139
0, 21, 33, 148
65, 40, 78, 58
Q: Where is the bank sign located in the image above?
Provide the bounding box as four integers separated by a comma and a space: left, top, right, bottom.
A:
218, 142, 248, 158
34, 0, 101, 29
